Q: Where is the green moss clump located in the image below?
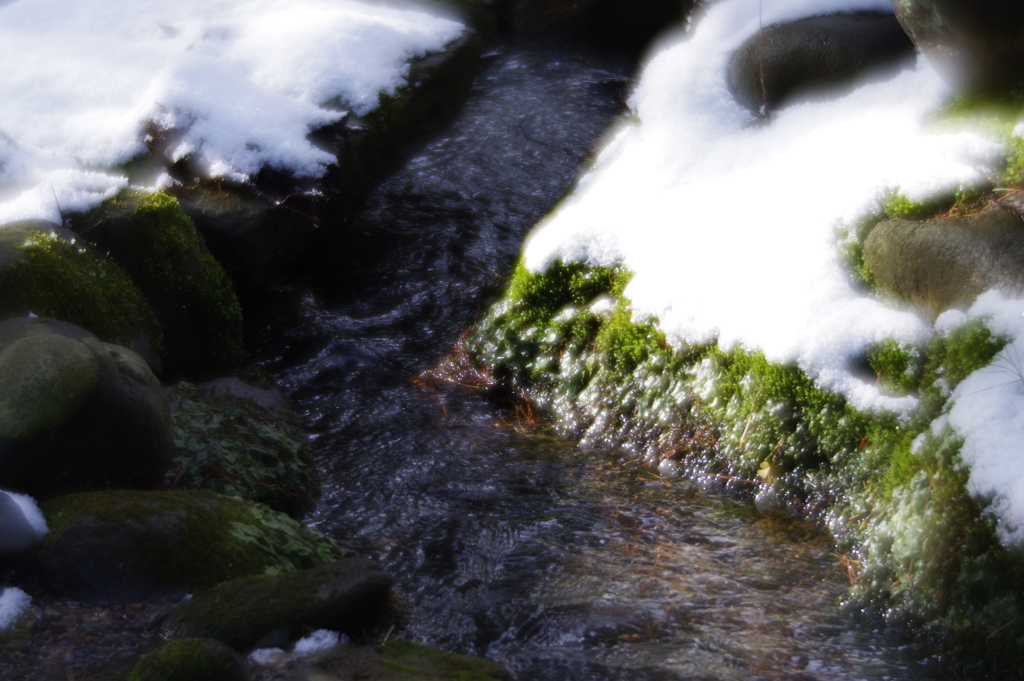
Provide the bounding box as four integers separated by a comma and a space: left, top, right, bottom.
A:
0, 227, 162, 353
167, 382, 317, 516
593, 303, 666, 379
1003, 136, 1024, 185
41, 491, 343, 593
882, 190, 941, 220
129, 639, 250, 681
73, 190, 243, 378
867, 339, 922, 396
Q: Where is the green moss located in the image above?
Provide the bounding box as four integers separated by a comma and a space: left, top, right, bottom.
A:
41, 491, 342, 591
0, 228, 162, 352
507, 258, 631, 324
166, 382, 317, 516
74, 190, 243, 378
593, 303, 667, 379
866, 339, 922, 396
882, 190, 941, 220
129, 639, 249, 681
1003, 136, 1024, 185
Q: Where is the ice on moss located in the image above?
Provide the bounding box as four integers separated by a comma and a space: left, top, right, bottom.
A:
0, 587, 31, 632
0, 0, 464, 224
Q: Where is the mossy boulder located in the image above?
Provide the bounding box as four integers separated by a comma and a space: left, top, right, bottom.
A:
863, 204, 1024, 320
38, 490, 345, 604
728, 12, 914, 114
166, 380, 318, 517
0, 317, 172, 499
892, 0, 1024, 96
0, 220, 162, 367
163, 558, 391, 650
295, 638, 513, 681
129, 638, 250, 681
71, 190, 243, 379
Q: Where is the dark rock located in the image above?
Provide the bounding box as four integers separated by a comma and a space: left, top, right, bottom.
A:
166, 381, 318, 517
892, 0, 1024, 96
0, 491, 41, 560
70, 190, 244, 380
498, 0, 694, 54
128, 638, 251, 681
863, 204, 1024, 319
38, 490, 344, 604
292, 637, 514, 681
729, 12, 915, 114
0, 220, 162, 367
162, 558, 392, 650
0, 317, 172, 499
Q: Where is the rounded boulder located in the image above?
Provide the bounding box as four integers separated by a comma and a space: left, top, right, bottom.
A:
0, 317, 172, 498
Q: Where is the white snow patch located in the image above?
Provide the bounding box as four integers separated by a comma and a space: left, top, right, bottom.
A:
293, 628, 344, 654
0, 0, 464, 224
3, 491, 48, 537
0, 587, 31, 632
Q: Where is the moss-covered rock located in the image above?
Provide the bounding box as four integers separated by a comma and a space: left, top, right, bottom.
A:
166, 380, 318, 517
0, 317, 172, 499
129, 638, 250, 681
298, 637, 513, 681
0, 220, 162, 367
70, 190, 243, 379
38, 490, 345, 603
163, 558, 391, 650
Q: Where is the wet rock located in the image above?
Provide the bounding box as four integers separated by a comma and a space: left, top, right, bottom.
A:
729, 12, 914, 114
163, 558, 392, 651
892, 0, 1024, 96
863, 204, 1024, 320
0, 317, 172, 499
129, 638, 250, 681
0, 492, 42, 561
292, 637, 513, 681
70, 190, 243, 380
0, 220, 161, 367
38, 490, 344, 604
166, 380, 318, 517
498, 0, 693, 53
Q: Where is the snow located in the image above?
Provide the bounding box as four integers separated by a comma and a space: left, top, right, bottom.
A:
0, 587, 31, 632
0, 0, 464, 224
522, 0, 1024, 541
293, 628, 344, 653
3, 490, 48, 537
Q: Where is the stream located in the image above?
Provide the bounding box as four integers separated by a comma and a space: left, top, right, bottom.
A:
248, 37, 942, 681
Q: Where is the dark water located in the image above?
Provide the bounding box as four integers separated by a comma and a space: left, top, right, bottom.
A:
250, 40, 935, 681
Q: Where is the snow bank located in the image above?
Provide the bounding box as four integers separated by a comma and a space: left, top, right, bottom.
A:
3, 491, 48, 537
523, 0, 999, 416
522, 0, 1024, 540
0, 0, 464, 224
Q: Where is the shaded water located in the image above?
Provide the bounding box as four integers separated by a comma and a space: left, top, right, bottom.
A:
250, 39, 936, 680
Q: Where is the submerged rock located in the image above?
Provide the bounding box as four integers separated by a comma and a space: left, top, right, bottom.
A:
863, 204, 1024, 319
728, 12, 914, 114
294, 637, 514, 681
38, 490, 344, 604
129, 638, 251, 681
0, 317, 172, 499
892, 0, 1024, 96
163, 558, 391, 651
0, 220, 162, 367
70, 190, 243, 380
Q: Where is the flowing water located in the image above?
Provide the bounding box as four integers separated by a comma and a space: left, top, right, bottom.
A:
249, 38, 942, 680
